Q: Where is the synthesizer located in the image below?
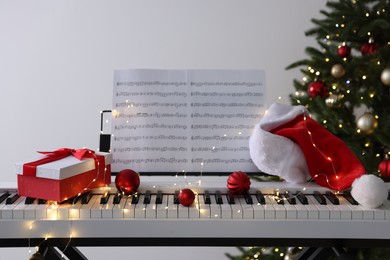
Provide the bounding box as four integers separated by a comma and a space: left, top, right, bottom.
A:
0, 176, 390, 248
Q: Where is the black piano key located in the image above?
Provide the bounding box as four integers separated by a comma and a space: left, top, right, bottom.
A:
6, 193, 20, 204
215, 191, 223, 204
155, 190, 163, 204
227, 194, 235, 204
244, 193, 253, 204
173, 190, 180, 204
313, 191, 326, 205
81, 192, 93, 204
255, 190, 265, 204
325, 191, 339, 205
25, 197, 36, 205
113, 194, 122, 204
38, 199, 47, 204
343, 191, 358, 205
388, 191, 390, 201
284, 193, 296, 205
143, 190, 151, 204
69, 196, 79, 204
131, 194, 140, 204
204, 190, 211, 204
295, 192, 308, 205
0, 192, 10, 203
100, 193, 110, 204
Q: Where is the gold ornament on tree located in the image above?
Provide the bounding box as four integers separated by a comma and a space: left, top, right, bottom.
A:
331, 64, 346, 78
357, 112, 378, 134
380, 67, 390, 86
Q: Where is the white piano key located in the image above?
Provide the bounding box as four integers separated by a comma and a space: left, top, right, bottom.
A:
198, 195, 211, 219
11, 198, 27, 219
250, 195, 265, 219
35, 203, 49, 219
101, 195, 115, 219
112, 196, 128, 219
134, 195, 146, 219
23, 202, 39, 219
263, 197, 276, 219
57, 201, 79, 220
2, 196, 25, 219
68, 200, 82, 219
79, 195, 98, 219
145, 195, 157, 219
337, 196, 352, 220
293, 199, 309, 219
228, 196, 243, 219
210, 195, 221, 219
282, 200, 298, 219
123, 196, 136, 219
166, 195, 178, 219
359, 205, 374, 220
156, 194, 168, 219
266, 196, 286, 219
91, 195, 103, 219
307, 195, 330, 219
178, 203, 189, 219
324, 198, 341, 219
237, 197, 253, 219
382, 200, 390, 220
188, 195, 200, 219
221, 195, 232, 219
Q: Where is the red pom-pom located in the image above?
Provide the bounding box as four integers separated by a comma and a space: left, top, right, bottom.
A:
337, 45, 351, 58
308, 81, 329, 98
227, 171, 251, 195
379, 156, 390, 178
178, 188, 195, 206
115, 169, 140, 195
360, 42, 379, 55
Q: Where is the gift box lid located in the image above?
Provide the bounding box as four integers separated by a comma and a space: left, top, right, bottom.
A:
15, 152, 112, 180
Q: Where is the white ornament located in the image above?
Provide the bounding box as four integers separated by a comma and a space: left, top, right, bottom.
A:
381, 67, 390, 86
351, 175, 388, 208
356, 112, 377, 134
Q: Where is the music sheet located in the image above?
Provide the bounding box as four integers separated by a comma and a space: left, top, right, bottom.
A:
111, 69, 266, 173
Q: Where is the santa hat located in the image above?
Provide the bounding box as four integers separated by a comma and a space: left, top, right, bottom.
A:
249, 103, 388, 208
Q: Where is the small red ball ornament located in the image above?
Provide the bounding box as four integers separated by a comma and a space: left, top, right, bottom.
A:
337, 45, 351, 58
227, 171, 251, 195
308, 81, 329, 98
178, 188, 195, 206
115, 169, 140, 195
360, 42, 379, 55
379, 156, 390, 178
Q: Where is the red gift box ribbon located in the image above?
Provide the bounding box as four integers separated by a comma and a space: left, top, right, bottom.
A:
23, 148, 99, 177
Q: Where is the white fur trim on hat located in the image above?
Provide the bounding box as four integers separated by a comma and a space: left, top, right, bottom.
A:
249, 103, 310, 183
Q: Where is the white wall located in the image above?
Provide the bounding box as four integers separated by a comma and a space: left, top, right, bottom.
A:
0, 0, 325, 259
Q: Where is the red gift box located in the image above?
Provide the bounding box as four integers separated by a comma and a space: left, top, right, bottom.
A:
15, 148, 112, 202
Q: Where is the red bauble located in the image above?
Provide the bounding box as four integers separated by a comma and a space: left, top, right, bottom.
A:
178, 188, 195, 206
360, 42, 379, 55
337, 45, 351, 58
227, 171, 251, 195
379, 156, 390, 178
115, 169, 140, 195
308, 81, 329, 98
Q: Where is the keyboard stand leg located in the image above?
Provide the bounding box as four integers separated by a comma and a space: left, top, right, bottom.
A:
57, 246, 88, 260
296, 247, 346, 260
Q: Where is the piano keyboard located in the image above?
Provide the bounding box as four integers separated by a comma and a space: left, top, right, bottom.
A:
1, 176, 390, 241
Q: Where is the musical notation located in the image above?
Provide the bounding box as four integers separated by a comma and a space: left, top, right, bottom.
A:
112, 69, 265, 173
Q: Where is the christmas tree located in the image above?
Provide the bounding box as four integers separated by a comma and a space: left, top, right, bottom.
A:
287, 0, 390, 176
227, 0, 390, 259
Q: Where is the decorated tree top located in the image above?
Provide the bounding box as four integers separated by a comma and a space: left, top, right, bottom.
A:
286, 0, 390, 175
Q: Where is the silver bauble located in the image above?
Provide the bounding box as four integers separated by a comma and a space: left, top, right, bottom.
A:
380, 67, 390, 86
357, 112, 378, 134
331, 64, 346, 78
